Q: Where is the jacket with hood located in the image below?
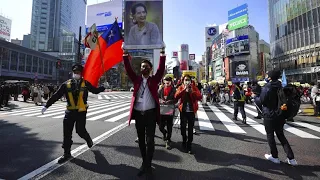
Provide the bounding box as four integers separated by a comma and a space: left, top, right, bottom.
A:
260, 80, 282, 119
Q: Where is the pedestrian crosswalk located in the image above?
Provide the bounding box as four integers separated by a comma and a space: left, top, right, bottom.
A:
1, 100, 320, 140
97, 93, 132, 100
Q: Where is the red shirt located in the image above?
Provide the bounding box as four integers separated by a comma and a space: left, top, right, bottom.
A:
164, 86, 172, 97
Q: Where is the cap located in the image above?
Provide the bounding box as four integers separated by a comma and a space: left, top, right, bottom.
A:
164, 76, 172, 81
72, 64, 83, 72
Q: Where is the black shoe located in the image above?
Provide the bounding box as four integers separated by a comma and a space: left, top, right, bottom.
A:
232, 117, 238, 121
137, 164, 146, 177
254, 116, 262, 119
87, 138, 93, 148
242, 118, 246, 124
145, 168, 153, 180
58, 154, 72, 164
166, 141, 172, 150
182, 142, 187, 152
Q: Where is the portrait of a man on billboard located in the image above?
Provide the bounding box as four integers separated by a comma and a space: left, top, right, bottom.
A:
124, 0, 164, 49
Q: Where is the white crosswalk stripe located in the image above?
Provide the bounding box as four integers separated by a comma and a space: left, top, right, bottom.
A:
2, 100, 320, 139
97, 93, 132, 100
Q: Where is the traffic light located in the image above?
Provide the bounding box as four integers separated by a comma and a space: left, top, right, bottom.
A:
56, 59, 62, 69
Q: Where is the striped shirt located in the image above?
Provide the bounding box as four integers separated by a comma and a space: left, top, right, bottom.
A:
134, 76, 156, 111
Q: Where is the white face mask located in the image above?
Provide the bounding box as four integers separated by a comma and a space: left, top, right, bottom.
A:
73, 73, 81, 80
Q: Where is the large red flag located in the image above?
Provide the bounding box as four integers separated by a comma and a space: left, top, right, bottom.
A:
83, 20, 123, 87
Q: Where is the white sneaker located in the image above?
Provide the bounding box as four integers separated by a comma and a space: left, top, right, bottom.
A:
287, 158, 298, 166
264, 154, 280, 164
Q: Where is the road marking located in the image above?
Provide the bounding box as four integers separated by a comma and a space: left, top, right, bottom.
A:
207, 104, 246, 134
105, 111, 130, 122
173, 114, 180, 128
244, 107, 320, 139
283, 124, 320, 139
292, 122, 320, 133
98, 95, 103, 100
245, 104, 257, 110
88, 106, 130, 121
17, 121, 128, 180
220, 104, 266, 135
104, 95, 111, 99
197, 104, 215, 131
109, 95, 118, 99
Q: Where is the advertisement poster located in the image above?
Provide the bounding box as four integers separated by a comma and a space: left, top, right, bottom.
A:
189, 54, 195, 60
86, 0, 123, 33
172, 51, 178, 58
228, 14, 248, 31
226, 35, 249, 56
228, 3, 248, 21
0, 15, 12, 40
233, 61, 249, 76
124, 0, 164, 49
224, 58, 230, 80
180, 60, 188, 70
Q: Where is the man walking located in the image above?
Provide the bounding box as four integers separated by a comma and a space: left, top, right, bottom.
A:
260, 70, 297, 165
123, 49, 166, 179
41, 64, 105, 164
233, 81, 247, 124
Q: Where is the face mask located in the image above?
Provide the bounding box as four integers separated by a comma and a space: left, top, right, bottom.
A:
73, 73, 81, 80
141, 68, 150, 75
184, 80, 191, 86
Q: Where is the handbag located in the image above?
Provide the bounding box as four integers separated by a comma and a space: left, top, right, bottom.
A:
160, 104, 175, 116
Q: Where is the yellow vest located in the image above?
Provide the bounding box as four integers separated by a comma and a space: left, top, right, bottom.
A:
66, 80, 87, 112
236, 86, 245, 102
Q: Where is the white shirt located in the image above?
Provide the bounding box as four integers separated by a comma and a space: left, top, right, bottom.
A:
134, 76, 156, 111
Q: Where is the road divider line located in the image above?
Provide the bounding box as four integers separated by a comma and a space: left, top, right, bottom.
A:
197, 104, 215, 131
207, 104, 246, 134
17, 121, 128, 180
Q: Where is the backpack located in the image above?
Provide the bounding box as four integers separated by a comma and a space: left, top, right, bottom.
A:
276, 85, 301, 119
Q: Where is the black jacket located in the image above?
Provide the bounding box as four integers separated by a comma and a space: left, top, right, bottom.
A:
260, 80, 282, 119
45, 78, 105, 109
252, 84, 262, 97
158, 85, 177, 105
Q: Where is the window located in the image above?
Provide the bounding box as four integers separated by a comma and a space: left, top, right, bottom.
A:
313, 9, 318, 26
294, 17, 299, 32
318, 7, 320, 24
49, 61, 53, 75
18, 53, 26, 72
44, 59, 48, 74
307, 11, 313, 28
305, 30, 310, 46
0, 47, 9, 69
299, 15, 303, 31
301, 31, 305, 47
10, 51, 18, 71
33, 57, 38, 72
38, 58, 43, 74
315, 27, 319, 43
297, 33, 301, 48
303, 13, 307, 29
310, 29, 315, 44
26, 55, 32, 72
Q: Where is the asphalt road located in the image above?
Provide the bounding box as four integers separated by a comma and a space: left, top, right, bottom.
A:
0, 92, 319, 180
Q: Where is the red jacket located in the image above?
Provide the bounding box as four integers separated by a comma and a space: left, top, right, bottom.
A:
123, 55, 166, 125
175, 84, 202, 113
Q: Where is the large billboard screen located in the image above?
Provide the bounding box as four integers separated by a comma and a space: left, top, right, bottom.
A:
226, 35, 249, 56
86, 0, 123, 33
228, 3, 248, 21
124, 0, 164, 49
228, 14, 248, 31
0, 15, 12, 40
233, 61, 249, 76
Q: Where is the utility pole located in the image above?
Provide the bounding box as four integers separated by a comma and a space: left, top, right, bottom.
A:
78, 26, 82, 64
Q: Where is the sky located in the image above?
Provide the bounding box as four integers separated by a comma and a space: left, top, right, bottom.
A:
1, 0, 269, 61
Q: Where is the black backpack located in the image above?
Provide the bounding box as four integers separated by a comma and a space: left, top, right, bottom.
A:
276, 85, 301, 119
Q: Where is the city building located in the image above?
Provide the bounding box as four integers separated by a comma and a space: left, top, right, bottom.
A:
30, 0, 86, 62
11, 39, 22, 46
22, 34, 32, 49
268, 0, 320, 82
259, 40, 272, 77
224, 25, 260, 82
0, 39, 72, 83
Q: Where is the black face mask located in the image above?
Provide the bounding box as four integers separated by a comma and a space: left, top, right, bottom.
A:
141, 68, 150, 75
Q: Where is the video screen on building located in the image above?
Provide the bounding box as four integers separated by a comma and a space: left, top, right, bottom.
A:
226, 35, 250, 56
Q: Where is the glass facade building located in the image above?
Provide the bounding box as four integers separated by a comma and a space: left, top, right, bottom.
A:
269, 0, 320, 82
31, 0, 86, 62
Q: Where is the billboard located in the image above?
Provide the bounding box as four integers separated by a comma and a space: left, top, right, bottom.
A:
205, 26, 219, 43
228, 14, 248, 31
233, 61, 249, 76
189, 54, 195, 60
0, 15, 12, 40
228, 4, 248, 21
124, 0, 164, 49
86, 0, 123, 33
226, 35, 249, 56
172, 51, 178, 58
